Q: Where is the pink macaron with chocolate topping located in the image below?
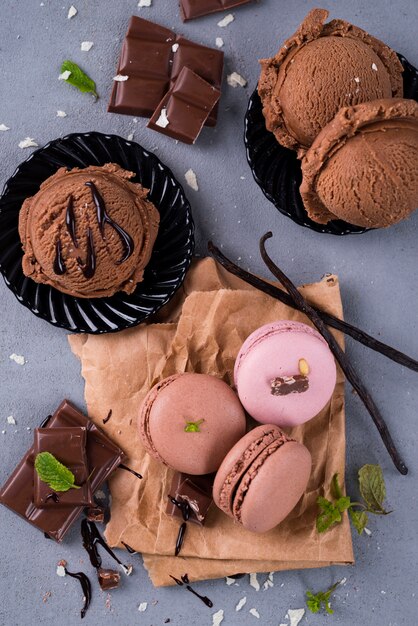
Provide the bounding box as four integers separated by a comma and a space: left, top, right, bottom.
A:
234, 320, 336, 428
213, 424, 312, 533
138, 373, 246, 475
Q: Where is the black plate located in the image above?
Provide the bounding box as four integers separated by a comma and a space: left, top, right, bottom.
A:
244, 54, 418, 235
0, 132, 194, 333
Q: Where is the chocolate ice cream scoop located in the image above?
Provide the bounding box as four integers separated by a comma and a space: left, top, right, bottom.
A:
19, 163, 160, 298
300, 98, 418, 228
259, 8, 403, 157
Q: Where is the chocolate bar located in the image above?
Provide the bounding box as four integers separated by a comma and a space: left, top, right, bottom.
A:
34, 427, 94, 508
0, 400, 125, 542
108, 16, 224, 126
180, 0, 253, 21
148, 67, 220, 144
166, 473, 214, 525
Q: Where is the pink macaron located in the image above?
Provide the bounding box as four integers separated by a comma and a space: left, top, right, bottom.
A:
213, 424, 312, 533
234, 320, 336, 428
138, 373, 247, 475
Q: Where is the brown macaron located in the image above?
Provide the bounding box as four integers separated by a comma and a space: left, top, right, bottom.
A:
138, 373, 246, 475
213, 425, 312, 533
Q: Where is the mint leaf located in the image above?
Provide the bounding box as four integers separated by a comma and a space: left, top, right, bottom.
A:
60, 60, 98, 98
332, 473, 344, 499
306, 581, 342, 615
34, 452, 80, 492
358, 465, 389, 514
349, 509, 368, 535
336, 496, 351, 513
184, 419, 204, 433
316, 497, 343, 533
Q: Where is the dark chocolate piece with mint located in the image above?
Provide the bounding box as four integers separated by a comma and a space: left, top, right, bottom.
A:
34, 427, 94, 508
166, 473, 214, 525
271, 375, 309, 396
97, 568, 121, 591
0, 400, 125, 541
148, 67, 220, 144
180, 0, 253, 21
108, 16, 224, 126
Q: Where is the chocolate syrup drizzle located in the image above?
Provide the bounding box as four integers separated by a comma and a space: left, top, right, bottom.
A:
168, 496, 191, 522
103, 409, 112, 425
119, 464, 143, 480
175, 522, 187, 557
64, 568, 92, 619
81, 519, 132, 575
53, 181, 134, 279
85, 181, 134, 265
169, 574, 213, 608
121, 541, 138, 555
45, 493, 60, 503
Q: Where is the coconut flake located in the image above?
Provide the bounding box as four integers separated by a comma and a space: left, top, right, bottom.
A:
236, 597, 247, 611
138, 0, 152, 6
81, 41, 94, 51
249, 608, 260, 618
138, 602, 148, 612
172, 43, 179, 52
263, 572, 274, 590
7, 416, 16, 425
227, 72, 247, 88
215, 37, 224, 48
56, 566, 66, 577
127, 133, 134, 141
57, 110, 67, 118
218, 13, 234, 27
67, 5, 77, 19
59, 70, 71, 81
212, 610, 224, 626
9, 354, 25, 365
288, 608, 305, 626
185, 169, 198, 191
113, 74, 129, 82
19, 138, 38, 149
0, 124, 10, 131
249, 573, 260, 591
155, 108, 170, 128
364, 527, 372, 536
372, 63, 378, 71
354, 77, 360, 83
225, 577, 235, 586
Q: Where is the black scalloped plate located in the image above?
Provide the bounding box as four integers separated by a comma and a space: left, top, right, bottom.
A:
244, 54, 418, 235
0, 132, 194, 333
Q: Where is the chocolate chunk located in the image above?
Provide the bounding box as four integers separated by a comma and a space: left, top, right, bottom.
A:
108, 16, 224, 126
34, 427, 94, 508
97, 568, 121, 591
270, 375, 309, 396
166, 473, 214, 526
148, 67, 221, 144
180, 0, 253, 21
86, 506, 106, 523
0, 400, 125, 542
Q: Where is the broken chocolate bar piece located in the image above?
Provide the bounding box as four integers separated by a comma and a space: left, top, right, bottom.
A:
0, 400, 125, 542
270, 375, 309, 396
166, 473, 214, 525
34, 427, 94, 508
108, 16, 224, 126
86, 506, 106, 523
180, 0, 253, 21
148, 67, 221, 144
97, 568, 121, 591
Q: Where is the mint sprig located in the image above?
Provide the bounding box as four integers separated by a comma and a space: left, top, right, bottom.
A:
60, 60, 98, 98
316, 465, 390, 534
184, 419, 205, 433
34, 452, 80, 492
306, 580, 342, 615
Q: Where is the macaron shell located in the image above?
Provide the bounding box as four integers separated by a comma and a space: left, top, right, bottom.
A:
235, 321, 336, 427
141, 373, 246, 475
238, 441, 312, 533
213, 425, 291, 516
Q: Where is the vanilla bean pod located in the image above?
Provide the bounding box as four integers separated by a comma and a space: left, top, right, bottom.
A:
259, 232, 407, 476
207, 242, 418, 373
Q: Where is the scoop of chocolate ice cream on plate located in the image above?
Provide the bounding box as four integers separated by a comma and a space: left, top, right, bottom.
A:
259, 8, 403, 157
19, 163, 160, 298
300, 98, 418, 228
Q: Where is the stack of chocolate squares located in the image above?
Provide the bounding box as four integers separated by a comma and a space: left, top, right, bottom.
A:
0, 400, 125, 542
108, 16, 224, 144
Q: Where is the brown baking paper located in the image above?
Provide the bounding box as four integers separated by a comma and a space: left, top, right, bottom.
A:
69, 258, 354, 586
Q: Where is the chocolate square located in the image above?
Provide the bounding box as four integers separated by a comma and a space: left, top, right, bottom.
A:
180, 0, 253, 21
166, 472, 214, 525
34, 427, 94, 508
108, 16, 224, 126
0, 400, 125, 542
148, 67, 220, 144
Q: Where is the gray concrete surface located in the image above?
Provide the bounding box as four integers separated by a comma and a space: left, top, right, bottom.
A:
0, 1, 417, 624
